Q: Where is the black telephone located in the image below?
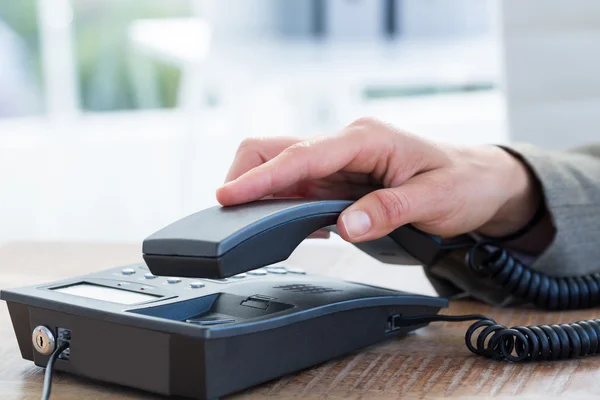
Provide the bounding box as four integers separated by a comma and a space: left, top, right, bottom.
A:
144, 199, 600, 363
4, 199, 600, 400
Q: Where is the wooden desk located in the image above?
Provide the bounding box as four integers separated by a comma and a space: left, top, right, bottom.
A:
1, 242, 600, 399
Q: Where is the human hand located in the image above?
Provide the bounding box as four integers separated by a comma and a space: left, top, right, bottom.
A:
216, 118, 541, 242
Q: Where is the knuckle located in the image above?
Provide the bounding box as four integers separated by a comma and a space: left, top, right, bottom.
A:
279, 141, 313, 179
373, 189, 410, 225
346, 117, 398, 142
344, 117, 379, 139
283, 140, 312, 156
350, 116, 380, 128
236, 137, 261, 154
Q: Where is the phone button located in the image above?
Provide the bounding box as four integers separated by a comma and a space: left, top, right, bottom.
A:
285, 267, 306, 274
121, 268, 136, 275
267, 269, 287, 275
248, 269, 268, 276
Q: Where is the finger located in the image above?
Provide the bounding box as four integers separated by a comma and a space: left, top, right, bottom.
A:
269, 174, 379, 199
336, 172, 453, 241
224, 137, 303, 183
218, 135, 346, 205
218, 119, 442, 205
297, 181, 378, 200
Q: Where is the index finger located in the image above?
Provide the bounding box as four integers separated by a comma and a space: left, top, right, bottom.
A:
225, 137, 303, 183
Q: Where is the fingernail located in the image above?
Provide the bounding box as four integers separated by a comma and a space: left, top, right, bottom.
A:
341, 210, 371, 238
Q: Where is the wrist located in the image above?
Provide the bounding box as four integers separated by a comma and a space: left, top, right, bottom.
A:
477, 146, 543, 237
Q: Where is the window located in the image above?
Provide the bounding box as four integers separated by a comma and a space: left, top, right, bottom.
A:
0, 0, 43, 118
72, 0, 190, 112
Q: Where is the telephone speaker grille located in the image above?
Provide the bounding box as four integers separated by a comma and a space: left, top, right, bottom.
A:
273, 284, 341, 294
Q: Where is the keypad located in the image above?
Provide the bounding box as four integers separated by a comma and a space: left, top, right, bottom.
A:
113, 263, 311, 290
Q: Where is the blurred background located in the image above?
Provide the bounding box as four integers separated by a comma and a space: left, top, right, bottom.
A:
0, 0, 598, 244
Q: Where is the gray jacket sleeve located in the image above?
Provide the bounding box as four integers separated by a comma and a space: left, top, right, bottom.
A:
424, 143, 600, 306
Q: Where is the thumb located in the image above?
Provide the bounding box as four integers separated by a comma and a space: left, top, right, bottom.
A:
337, 176, 448, 241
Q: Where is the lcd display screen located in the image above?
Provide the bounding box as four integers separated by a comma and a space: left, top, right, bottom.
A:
53, 283, 160, 305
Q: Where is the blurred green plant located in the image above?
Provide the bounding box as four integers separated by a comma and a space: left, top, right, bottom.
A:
73, 0, 190, 111
0, 0, 190, 112
0, 0, 39, 47
0, 0, 43, 88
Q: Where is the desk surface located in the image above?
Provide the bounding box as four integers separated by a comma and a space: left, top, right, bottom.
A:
1, 242, 600, 400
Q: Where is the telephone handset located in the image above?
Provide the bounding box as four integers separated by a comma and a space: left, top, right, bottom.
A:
142, 199, 472, 278
143, 199, 600, 363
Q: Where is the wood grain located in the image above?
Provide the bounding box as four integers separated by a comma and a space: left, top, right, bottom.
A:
1, 242, 600, 399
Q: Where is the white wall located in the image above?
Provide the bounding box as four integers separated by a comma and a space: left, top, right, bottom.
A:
0, 113, 232, 243
500, 0, 600, 149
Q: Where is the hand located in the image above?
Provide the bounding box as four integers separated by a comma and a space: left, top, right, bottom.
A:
216, 118, 542, 242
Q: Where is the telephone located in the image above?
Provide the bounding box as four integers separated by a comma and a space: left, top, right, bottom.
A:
3, 199, 600, 400
143, 199, 600, 363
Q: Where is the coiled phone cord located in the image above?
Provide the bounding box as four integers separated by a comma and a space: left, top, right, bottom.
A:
409, 243, 600, 363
